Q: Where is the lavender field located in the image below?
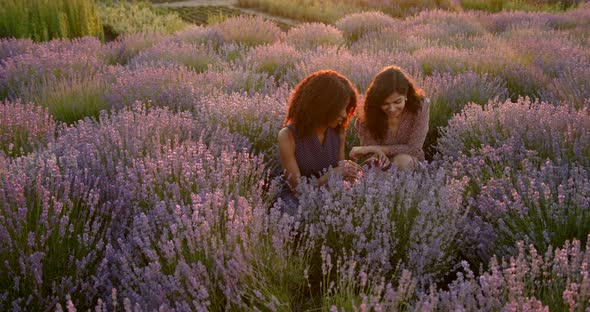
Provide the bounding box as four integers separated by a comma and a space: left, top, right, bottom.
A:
1, 5, 590, 311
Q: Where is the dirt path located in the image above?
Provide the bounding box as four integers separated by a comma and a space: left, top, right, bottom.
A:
154, 0, 300, 28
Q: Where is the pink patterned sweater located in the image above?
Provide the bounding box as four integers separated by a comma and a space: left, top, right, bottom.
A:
354, 98, 430, 161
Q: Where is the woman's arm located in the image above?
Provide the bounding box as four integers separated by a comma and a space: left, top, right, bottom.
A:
278, 127, 301, 191
352, 100, 430, 161
318, 129, 360, 186
338, 128, 346, 162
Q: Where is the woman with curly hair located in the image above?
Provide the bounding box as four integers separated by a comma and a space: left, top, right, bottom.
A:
350, 65, 430, 170
277, 69, 361, 215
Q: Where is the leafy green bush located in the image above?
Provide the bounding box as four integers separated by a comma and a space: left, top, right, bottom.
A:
99, 1, 188, 36
0, 0, 103, 41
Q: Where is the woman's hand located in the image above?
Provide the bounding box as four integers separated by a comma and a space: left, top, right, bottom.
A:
349, 146, 375, 160
363, 150, 390, 169
334, 160, 362, 181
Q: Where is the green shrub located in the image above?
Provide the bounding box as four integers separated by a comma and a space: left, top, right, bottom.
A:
99, 1, 188, 36
0, 0, 103, 41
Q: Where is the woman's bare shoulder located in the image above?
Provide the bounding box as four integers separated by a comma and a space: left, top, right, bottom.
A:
278, 127, 294, 142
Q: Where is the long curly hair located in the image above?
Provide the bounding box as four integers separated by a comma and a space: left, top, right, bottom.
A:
360, 65, 425, 142
284, 70, 358, 138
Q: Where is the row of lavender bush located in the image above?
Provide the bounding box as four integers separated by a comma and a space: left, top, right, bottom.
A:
1, 5, 589, 311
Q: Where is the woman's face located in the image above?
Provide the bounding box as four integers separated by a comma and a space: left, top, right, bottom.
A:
328, 102, 349, 128
380, 92, 406, 119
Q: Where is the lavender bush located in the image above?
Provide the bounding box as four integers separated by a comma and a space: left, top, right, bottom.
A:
104, 139, 269, 310
437, 97, 590, 166
103, 32, 169, 65
0, 149, 112, 311
105, 64, 201, 111
0, 100, 56, 157
503, 28, 590, 79
287, 166, 468, 288
31, 74, 112, 124
335, 11, 398, 43
416, 237, 590, 311
0, 38, 34, 61
350, 25, 437, 53
243, 42, 302, 82
210, 16, 284, 47
548, 65, 590, 108
406, 9, 486, 39
196, 86, 289, 173
194, 68, 278, 95
284, 23, 345, 50
422, 71, 508, 159
130, 41, 221, 73
0, 42, 105, 100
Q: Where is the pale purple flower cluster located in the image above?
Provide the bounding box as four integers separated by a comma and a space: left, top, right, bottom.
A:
104, 32, 169, 65
415, 237, 590, 311
169, 25, 223, 47
350, 25, 436, 53
105, 64, 202, 111
549, 65, 590, 108
0, 147, 111, 310
422, 71, 508, 155
284, 166, 469, 286
0, 38, 105, 100
285, 23, 345, 50
335, 11, 399, 42
195, 86, 289, 173
130, 41, 221, 73
438, 97, 590, 166
407, 9, 486, 38
244, 42, 302, 82
0, 38, 34, 60
210, 16, 285, 47
103, 133, 268, 310
0, 100, 56, 157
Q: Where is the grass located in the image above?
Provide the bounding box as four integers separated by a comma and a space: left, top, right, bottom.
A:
99, 1, 188, 36
237, 0, 357, 23
167, 5, 293, 30
32, 76, 111, 125
0, 0, 103, 41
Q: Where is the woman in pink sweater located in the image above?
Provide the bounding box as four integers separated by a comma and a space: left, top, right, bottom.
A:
350, 66, 430, 170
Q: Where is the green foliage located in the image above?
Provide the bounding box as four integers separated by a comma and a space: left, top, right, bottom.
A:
98, 1, 188, 36
0, 0, 103, 41
237, 0, 357, 23
181, 6, 239, 25
460, 0, 564, 12
32, 77, 111, 125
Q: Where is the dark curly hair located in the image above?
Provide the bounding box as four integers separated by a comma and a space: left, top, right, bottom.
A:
360, 65, 426, 142
284, 70, 358, 138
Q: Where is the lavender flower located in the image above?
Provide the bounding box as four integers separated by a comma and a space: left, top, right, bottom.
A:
284, 23, 345, 50
0, 100, 56, 157
416, 237, 590, 311
335, 11, 398, 43
243, 42, 302, 82
129, 41, 221, 73
211, 16, 284, 47
438, 97, 590, 166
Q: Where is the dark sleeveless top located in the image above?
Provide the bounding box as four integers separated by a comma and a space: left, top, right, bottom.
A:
286, 124, 341, 178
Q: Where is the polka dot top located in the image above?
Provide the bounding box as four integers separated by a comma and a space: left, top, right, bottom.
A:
286, 124, 341, 178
